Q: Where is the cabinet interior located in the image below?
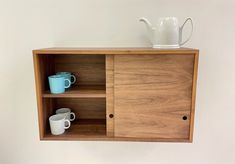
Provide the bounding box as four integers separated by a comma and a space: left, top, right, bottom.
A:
37, 54, 106, 138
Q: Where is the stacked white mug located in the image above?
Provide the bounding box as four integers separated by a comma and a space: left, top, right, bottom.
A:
49, 108, 76, 135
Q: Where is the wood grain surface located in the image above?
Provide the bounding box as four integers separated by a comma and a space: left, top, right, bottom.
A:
114, 54, 194, 139
106, 55, 114, 136
33, 54, 55, 138
44, 119, 106, 139
54, 98, 106, 119
189, 52, 199, 141
33, 47, 198, 55
43, 85, 106, 98
33, 48, 199, 142
54, 54, 105, 86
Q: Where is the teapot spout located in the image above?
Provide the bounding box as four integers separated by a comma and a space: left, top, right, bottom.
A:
139, 17, 153, 28
139, 17, 155, 44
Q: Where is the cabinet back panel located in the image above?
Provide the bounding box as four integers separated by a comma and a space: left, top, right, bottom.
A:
54, 54, 105, 86
114, 54, 194, 139
54, 98, 106, 119
38, 55, 55, 91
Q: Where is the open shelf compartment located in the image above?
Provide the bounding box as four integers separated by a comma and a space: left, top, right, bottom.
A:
34, 53, 107, 139
37, 54, 106, 96
42, 98, 106, 139
44, 119, 106, 140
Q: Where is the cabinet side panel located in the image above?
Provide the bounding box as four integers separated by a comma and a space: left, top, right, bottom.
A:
114, 54, 194, 139
106, 55, 114, 136
33, 54, 44, 139
33, 54, 55, 139
189, 52, 199, 141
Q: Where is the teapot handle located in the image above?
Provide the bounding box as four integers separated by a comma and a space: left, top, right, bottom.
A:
180, 18, 193, 46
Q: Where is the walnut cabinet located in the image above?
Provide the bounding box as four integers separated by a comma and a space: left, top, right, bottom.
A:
33, 48, 199, 142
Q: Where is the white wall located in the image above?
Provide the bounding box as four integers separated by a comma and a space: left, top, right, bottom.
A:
1, 0, 235, 163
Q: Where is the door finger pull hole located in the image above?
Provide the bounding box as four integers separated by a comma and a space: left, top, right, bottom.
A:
109, 114, 114, 118
182, 116, 188, 120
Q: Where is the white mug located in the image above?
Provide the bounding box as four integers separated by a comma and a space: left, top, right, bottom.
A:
56, 108, 76, 121
49, 114, 71, 135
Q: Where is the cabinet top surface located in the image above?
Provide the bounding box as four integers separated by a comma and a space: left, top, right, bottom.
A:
33, 47, 199, 55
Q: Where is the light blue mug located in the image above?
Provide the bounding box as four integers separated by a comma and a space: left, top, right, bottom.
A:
48, 75, 71, 94
56, 72, 76, 87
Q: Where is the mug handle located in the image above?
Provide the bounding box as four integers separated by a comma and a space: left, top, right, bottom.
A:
180, 18, 193, 46
64, 119, 71, 129
70, 112, 76, 121
64, 79, 71, 88
70, 75, 76, 84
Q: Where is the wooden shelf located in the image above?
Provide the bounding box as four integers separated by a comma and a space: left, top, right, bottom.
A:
43, 119, 190, 141
33, 47, 199, 55
43, 85, 106, 98
44, 119, 106, 140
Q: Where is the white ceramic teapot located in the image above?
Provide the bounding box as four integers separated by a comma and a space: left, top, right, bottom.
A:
139, 17, 193, 48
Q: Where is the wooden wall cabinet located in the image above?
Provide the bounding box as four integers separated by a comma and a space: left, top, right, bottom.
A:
33, 48, 199, 142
